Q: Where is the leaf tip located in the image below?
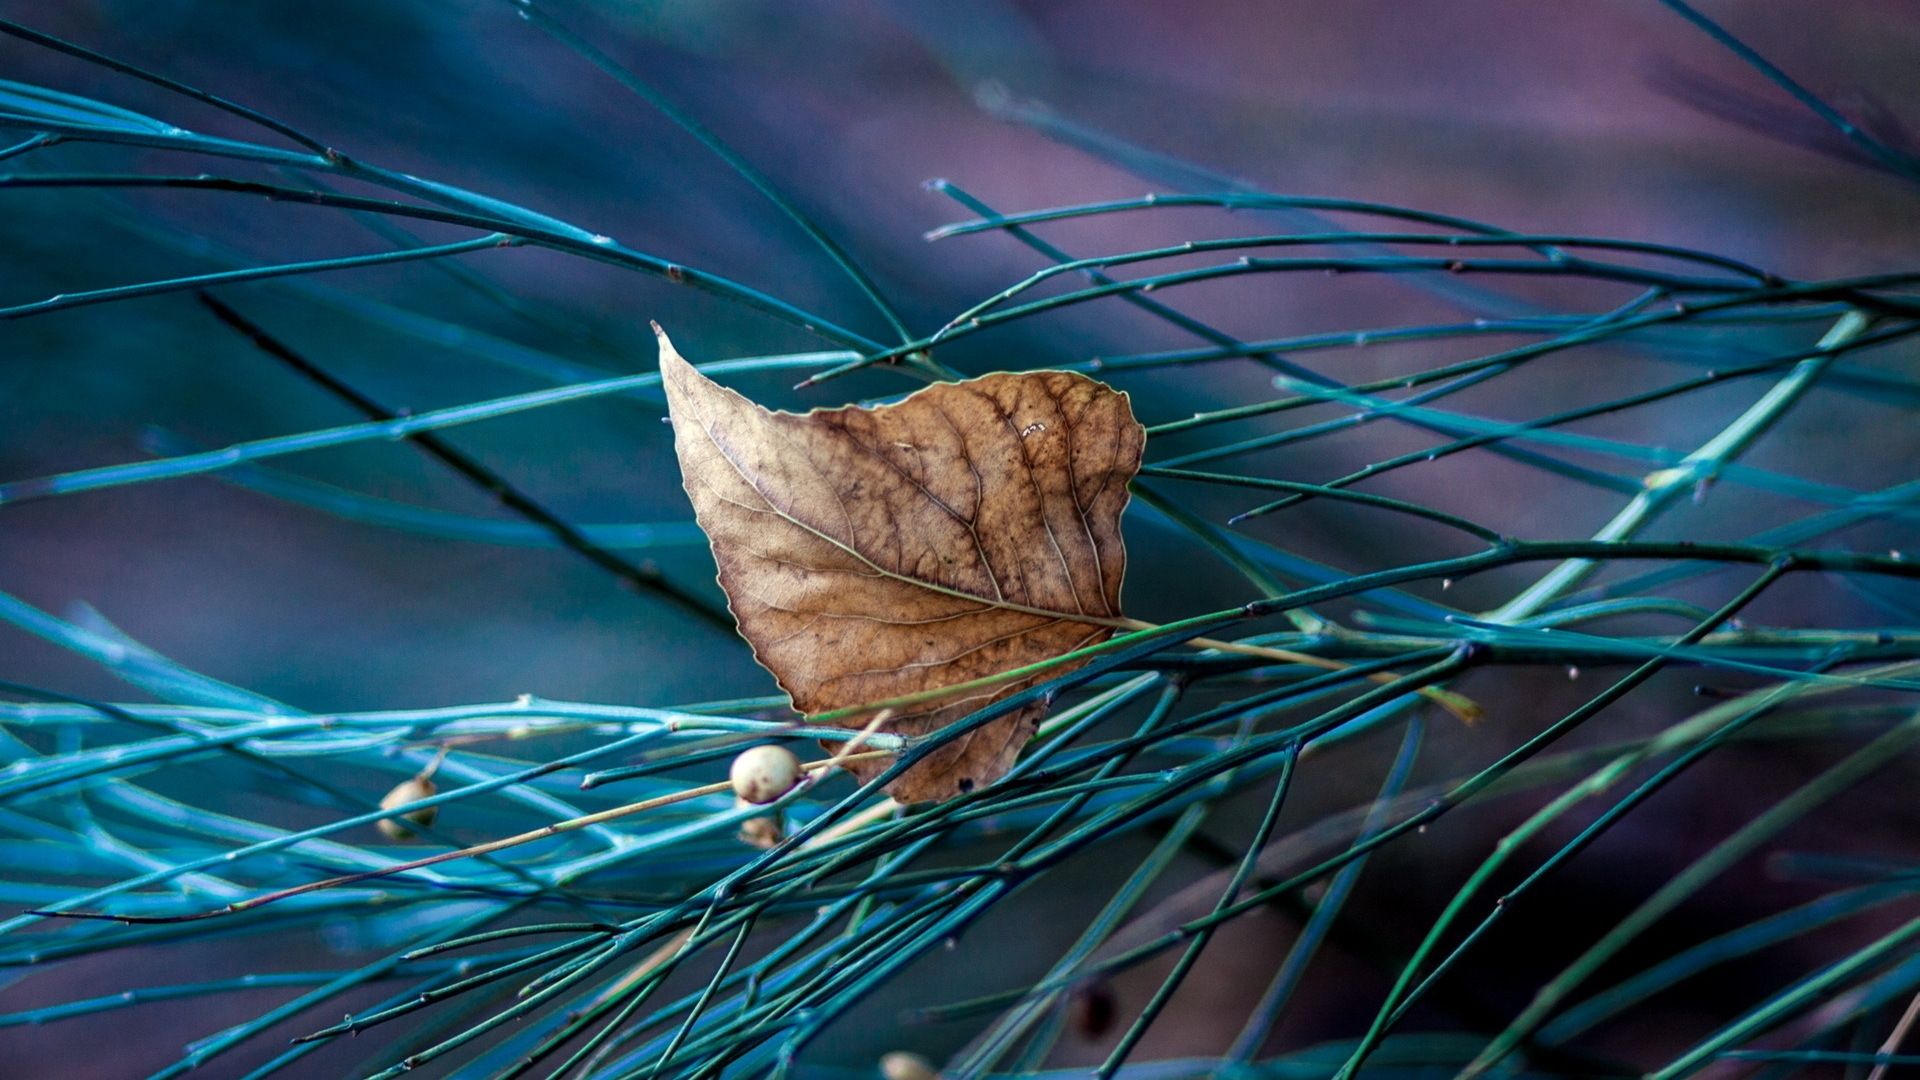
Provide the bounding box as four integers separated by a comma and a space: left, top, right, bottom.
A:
652, 322, 690, 378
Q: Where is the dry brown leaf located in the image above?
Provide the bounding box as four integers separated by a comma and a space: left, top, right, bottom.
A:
658, 325, 1144, 803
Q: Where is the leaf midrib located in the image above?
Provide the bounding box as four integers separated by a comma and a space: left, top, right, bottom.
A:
685, 384, 1131, 634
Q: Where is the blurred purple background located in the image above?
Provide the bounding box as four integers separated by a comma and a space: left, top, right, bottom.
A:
3, 1, 1918, 1075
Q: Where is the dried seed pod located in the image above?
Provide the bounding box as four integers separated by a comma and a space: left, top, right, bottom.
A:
377, 775, 438, 841
737, 815, 783, 849
879, 1051, 939, 1080
730, 744, 802, 805
735, 797, 784, 849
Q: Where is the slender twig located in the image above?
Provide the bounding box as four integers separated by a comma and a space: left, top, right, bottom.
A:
38, 750, 892, 924
196, 293, 731, 629
1486, 308, 1872, 622
509, 0, 920, 350
1868, 989, 1920, 1080
1657, 0, 1920, 182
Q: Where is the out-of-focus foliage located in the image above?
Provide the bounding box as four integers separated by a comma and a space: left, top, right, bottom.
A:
2, 2, 1919, 1077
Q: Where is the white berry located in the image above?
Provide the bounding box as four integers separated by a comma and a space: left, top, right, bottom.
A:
730, 745, 802, 804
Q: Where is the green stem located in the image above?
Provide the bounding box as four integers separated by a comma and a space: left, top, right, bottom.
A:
1463, 708, 1920, 1076
1486, 309, 1872, 622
